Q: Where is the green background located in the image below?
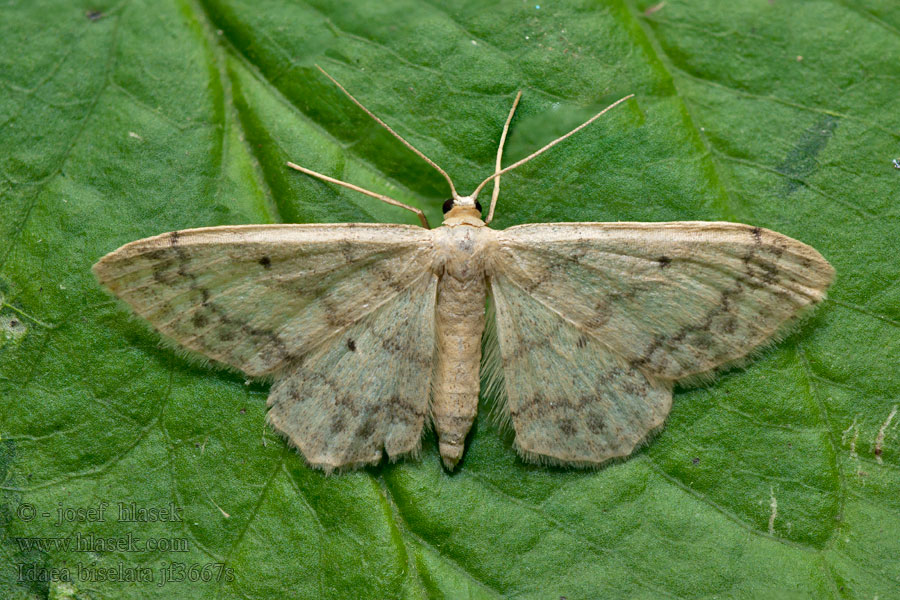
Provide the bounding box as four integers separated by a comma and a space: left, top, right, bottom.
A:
2, 0, 898, 598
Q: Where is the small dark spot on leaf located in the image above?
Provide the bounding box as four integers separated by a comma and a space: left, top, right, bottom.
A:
86, 10, 104, 21
259, 256, 271, 269
191, 313, 208, 328
692, 457, 700, 465
347, 339, 356, 351
874, 447, 882, 456
657, 255, 671, 268
775, 115, 838, 195
9, 319, 18, 327
239, 408, 246, 414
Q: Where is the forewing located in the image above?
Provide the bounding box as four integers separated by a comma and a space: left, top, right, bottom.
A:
491, 222, 834, 381
93, 224, 434, 376
490, 274, 672, 465
266, 272, 437, 471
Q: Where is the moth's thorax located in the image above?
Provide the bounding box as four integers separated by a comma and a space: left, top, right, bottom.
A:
442, 203, 484, 226
432, 224, 497, 280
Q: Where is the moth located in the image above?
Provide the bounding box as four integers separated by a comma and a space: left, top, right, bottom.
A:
94, 67, 834, 472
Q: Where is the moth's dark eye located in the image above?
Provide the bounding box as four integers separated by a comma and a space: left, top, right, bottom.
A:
441, 198, 454, 214
474, 200, 483, 213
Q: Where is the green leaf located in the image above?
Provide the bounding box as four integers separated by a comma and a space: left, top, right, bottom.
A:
1, 0, 897, 597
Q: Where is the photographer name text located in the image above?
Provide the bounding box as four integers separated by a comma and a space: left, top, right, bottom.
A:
17, 502, 183, 526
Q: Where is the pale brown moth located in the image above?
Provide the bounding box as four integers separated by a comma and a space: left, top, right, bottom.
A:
93, 66, 834, 472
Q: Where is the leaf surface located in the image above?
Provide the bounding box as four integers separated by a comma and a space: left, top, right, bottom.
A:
1, 1, 897, 598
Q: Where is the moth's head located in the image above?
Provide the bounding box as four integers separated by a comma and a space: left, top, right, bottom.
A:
442, 195, 484, 226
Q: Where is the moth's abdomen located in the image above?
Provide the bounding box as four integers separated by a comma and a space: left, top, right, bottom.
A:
432, 271, 486, 470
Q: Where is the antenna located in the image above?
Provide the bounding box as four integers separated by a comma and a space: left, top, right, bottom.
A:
485, 90, 522, 225
315, 65, 459, 199
286, 65, 469, 228
286, 161, 429, 229
471, 93, 635, 202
